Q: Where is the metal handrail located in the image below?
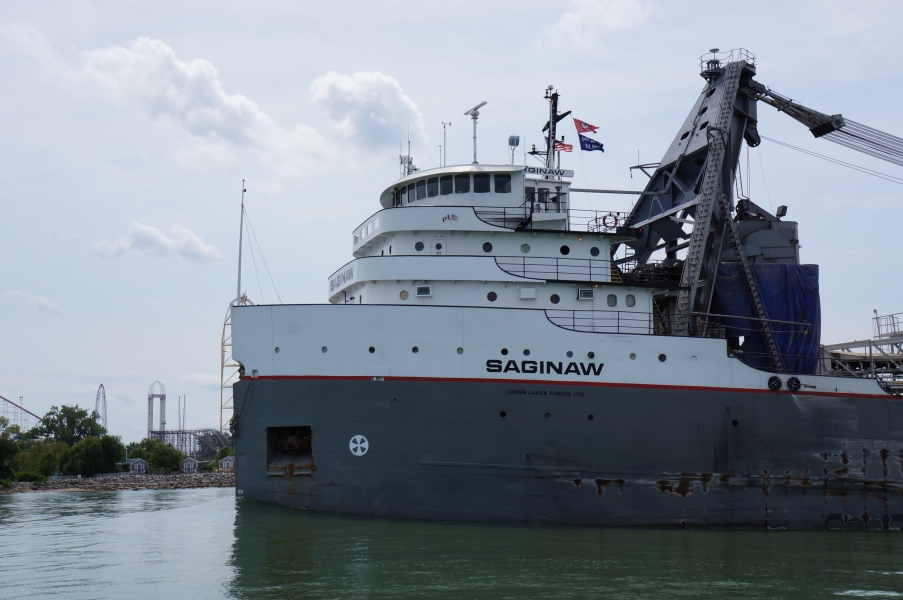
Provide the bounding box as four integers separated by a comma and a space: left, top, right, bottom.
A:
494, 256, 610, 283
473, 206, 632, 234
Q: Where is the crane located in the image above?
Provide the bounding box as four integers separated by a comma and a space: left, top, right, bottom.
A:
617, 49, 902, 373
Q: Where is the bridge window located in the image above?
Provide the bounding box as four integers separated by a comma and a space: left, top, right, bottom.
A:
494, 174, 512, 193
473, 173, 491, 193
427, 177, 439, 197
399, 187, 407, 205
440, 175, 453, 195
454, 174, 470, 193
407, 183, 415, 201
416, 180, 426, 200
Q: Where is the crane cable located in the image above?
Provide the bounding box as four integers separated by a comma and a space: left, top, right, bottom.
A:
760, 136, 903, 186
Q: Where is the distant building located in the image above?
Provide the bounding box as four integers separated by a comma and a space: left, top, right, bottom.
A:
123, 458, 149, 474
218, 456, 235, 472
180, 457, 201, 474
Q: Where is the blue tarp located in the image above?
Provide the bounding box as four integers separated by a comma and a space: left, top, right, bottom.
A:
710, 263, 821, 374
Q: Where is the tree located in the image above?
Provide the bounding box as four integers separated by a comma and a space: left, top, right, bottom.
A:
28, 405, 105, 446
128, 438, 184, 471
213, 445, 235, 462
12, 440, 69, 476
60, 435, 125, 477
0, 417, 18, 480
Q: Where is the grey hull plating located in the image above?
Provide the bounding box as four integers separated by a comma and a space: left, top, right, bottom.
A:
233, 378, 903, 528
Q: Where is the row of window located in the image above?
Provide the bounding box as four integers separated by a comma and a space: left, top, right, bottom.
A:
393, 173, 512, 205
397, 287, 637, 306
409, 241, 602, 256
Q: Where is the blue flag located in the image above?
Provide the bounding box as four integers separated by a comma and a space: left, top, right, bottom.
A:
578, 133, 604, 152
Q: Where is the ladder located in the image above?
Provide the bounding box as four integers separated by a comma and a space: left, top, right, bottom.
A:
718, 192, 785, 372
675, 60, 744, 332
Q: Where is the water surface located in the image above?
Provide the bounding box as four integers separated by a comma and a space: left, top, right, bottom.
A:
1, 488, 902, 598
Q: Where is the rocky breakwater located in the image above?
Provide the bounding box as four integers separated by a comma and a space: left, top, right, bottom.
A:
0, 472, 235, 495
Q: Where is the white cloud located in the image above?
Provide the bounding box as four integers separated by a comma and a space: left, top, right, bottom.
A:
184, 373, 220, 389
0, 24, 428, 176
311, 71, 428, 150
542, 0, 652, 47
94, 222, 225, 262
3, 290, 64, 314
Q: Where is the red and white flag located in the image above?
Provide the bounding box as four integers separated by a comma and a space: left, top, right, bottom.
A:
554, 141, 573, 152
573, 118, 599, 134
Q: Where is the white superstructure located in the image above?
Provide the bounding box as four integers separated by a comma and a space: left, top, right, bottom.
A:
329, 163, 653, 316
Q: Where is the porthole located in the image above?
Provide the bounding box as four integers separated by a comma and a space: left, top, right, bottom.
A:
629, 353, 636, 360
399, 290, 409, 300
768, 376, 782, 391
587, 351, 595, 359
389, 245, 392, 254
435, 243, 443, 250
321, 346, 328, 353
566, 351, 573, 358
550, 294, 560, 304
607, 294, 617, 307
706, 88, 716, 97
457, 347, 464, 355
501, 348, 508, 355
658, 354, 667, 362
680, 131, 690, 140
690, 355, 697, 363
368, 346, 375, 353
699, 121, 709, 130
412, 346, 419, 353
415, 241, 424, 251
520, 243, 530, 253
544, 412, 551, 419
523, 349, 530, 356
590, 246, 600, 257
699, 106, 708, 115
487, 291, 498, 302
587, 414, 594, 421
500, 411, 507, 417
625, 294, 636, 307
482, 242, 493, 252
560, 245, 570, 255
732, 419, 739, 427
274, 347, 280, 353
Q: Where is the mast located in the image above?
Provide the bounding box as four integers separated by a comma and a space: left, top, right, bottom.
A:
546, 88, 557, 169
236, 180, 245, 305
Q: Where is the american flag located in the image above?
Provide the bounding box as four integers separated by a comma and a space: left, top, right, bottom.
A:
554, 141, 573, 152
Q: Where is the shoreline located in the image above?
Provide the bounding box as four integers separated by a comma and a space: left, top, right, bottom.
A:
0, 472, 235, 495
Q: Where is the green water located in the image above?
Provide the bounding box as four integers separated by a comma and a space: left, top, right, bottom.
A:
1, 488, 901, 599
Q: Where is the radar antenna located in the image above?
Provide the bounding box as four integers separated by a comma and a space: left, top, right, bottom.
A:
463, 101, 487, 163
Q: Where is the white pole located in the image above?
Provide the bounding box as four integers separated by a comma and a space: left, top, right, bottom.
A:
236, 181, 246, 304
472, 114, 477, 163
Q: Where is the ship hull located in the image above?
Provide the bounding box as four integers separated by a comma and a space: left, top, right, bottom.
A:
233, 376, 903, 529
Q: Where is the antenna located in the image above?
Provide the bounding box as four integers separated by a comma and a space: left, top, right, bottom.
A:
463, 101, 487, 163
235, 181, 246, 306
442, 122, 451, 166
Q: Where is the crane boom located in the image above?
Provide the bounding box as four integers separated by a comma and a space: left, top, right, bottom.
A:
750, 82, 903, 168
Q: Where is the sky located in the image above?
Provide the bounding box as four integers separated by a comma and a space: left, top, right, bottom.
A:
1, 0, 901, 443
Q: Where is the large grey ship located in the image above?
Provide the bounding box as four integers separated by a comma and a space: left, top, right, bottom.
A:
228, 49, 903, 528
